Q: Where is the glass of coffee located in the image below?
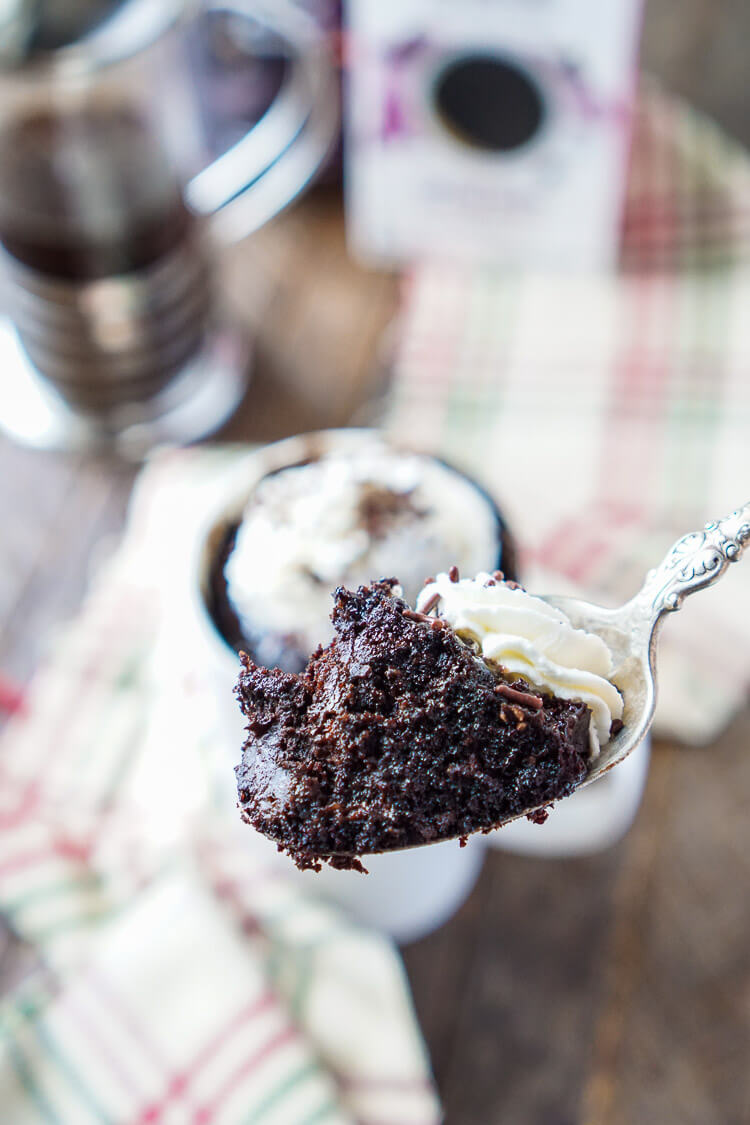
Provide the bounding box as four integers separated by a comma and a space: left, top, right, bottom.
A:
0, 1, 338, 450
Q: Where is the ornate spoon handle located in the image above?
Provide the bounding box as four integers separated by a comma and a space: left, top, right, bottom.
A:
628, 503, 750, 628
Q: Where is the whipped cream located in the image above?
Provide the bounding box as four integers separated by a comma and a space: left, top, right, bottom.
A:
417, 573, 623, 755
226, 443, 500, 662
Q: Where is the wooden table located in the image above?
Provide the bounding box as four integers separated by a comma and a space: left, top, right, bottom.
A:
3, 29, 750, 1113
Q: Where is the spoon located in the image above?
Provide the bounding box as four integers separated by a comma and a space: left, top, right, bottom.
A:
238, 504, 750, 867
541, 502, 750, 802
327, 503, 750, 856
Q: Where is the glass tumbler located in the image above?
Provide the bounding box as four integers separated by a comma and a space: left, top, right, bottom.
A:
0, 0, 338, 452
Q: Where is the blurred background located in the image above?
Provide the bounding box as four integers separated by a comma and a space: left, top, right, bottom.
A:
641, 0, 749, 146
0, 2, 748, 1123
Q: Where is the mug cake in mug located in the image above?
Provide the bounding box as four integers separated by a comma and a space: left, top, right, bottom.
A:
207, 432, 517, 673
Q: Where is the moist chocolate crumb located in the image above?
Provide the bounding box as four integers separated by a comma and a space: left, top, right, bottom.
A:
235, 580, 591, 871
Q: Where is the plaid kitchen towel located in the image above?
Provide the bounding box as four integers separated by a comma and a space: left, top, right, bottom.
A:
0, 449, 440, 1125
384, 83, 750, 746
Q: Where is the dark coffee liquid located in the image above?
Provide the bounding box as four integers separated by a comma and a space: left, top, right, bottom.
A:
434, 55, 545, 153
0, 107, 192, 280
27, 1, 127, 52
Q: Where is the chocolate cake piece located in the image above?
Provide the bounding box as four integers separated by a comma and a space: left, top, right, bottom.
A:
235, 580, 591, 871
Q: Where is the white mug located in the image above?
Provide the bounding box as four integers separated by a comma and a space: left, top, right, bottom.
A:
180, 431, 650, 941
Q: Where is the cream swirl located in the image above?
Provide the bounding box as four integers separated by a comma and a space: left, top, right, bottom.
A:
417, 573, 623, 756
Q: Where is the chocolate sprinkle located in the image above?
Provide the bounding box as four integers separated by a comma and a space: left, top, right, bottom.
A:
494, 683, 545, 710
448, 565, 460, 582
420, 592, 441, 615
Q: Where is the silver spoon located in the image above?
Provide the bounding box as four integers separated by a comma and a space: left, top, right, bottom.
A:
242, 504, 750, 866
329, 503, 750, 856
543, 502, 750, 802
